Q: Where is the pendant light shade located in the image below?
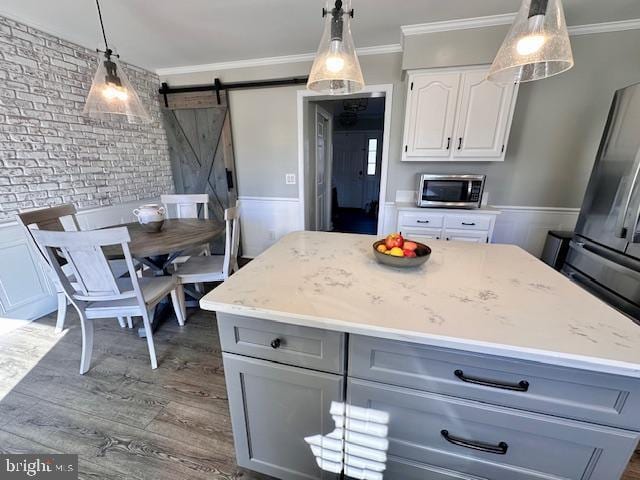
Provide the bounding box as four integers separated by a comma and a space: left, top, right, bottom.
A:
307, 0, 364, 95
488, 0, 574, 84
83, 51, 151, 124
83, 0, 151, 123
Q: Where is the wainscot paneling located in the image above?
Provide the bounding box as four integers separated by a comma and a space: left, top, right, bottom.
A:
0, 199, 157, 324
237, 196, 302, 258
491, 206, 579, 258
382, 203, 579, 258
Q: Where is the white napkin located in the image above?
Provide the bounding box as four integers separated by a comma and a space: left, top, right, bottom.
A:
332, 415, 389, 437
330, 401, 390, 424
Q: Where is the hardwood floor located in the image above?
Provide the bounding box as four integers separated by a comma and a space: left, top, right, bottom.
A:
0, 308, 272, 480
0, 307, 638, 479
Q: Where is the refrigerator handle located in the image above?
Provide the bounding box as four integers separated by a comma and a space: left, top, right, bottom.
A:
615, 153, 640, 239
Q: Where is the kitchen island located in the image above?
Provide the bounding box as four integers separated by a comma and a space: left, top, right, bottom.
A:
200, 231, 640, 480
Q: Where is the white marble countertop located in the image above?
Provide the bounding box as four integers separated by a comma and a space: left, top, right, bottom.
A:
394, 203, 501, 214
201, 231, 640, 377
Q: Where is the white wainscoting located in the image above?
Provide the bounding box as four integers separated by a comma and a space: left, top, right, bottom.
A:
237, 196, 303, 258
491, 206, 579, 258
382, 203, 579, 258
0, 198, 156, 323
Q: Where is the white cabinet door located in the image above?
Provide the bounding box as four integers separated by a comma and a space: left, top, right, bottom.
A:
403, 72, 460, 160
453, 70, 518, 160
444, 229, 488, 243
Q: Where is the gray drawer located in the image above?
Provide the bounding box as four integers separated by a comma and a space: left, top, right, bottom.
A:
349, 378, 639, 480
349, 335, 640, 430
385, 457, 479, 480
217, 313, 345, 374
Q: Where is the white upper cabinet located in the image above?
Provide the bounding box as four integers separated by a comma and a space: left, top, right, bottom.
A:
401, 66, 519, 162
403, 72, 460, 158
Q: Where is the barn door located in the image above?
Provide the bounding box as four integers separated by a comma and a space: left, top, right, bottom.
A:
161, 90, 238, 254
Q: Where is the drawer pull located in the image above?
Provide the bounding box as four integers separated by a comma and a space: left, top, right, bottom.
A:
441, 429, 508, 455
270, 338, 282, 349
416, 220, 430, 224
461, 222, 476, 226
454, 369, 529, 392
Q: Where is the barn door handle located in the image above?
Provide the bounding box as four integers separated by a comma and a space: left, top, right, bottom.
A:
225, 169, 234, 190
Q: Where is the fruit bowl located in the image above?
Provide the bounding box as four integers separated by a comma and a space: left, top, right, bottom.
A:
372, 238, 431, 268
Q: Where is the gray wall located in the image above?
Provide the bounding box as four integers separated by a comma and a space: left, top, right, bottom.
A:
162, 28, 640, 209
0, 15, 173, 222
396, 27, 640, 208
161, 53, 404, 200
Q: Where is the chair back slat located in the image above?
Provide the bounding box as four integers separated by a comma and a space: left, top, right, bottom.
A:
18, 204, 79, 232
223, 205, 241, 278
161, 194, 210, 220
31, 227, 139, 302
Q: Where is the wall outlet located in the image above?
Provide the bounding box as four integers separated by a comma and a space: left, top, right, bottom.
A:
285, 173, 296, 185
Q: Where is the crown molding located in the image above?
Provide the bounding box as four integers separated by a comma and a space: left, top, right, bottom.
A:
155, 43, 402, 77
567, 18, 640, 36
401, 13, 516, 37
400, 14, 640, 39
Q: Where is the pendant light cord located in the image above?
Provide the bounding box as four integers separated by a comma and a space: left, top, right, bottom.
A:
95, 0, 110, 53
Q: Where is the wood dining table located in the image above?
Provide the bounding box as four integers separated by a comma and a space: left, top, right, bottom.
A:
103, 218, 225, 336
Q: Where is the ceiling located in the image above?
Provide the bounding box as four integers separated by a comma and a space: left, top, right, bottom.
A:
1, 0, 639, 71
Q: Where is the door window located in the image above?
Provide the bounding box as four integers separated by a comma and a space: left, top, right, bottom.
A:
367, 138, 378, 175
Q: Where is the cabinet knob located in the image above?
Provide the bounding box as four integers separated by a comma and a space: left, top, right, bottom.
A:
270, 338, 282, 349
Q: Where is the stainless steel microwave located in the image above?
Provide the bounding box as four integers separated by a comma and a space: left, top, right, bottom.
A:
416, 174, 486, 209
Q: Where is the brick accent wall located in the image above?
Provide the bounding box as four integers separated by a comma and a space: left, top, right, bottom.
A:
0, 15, 173, 221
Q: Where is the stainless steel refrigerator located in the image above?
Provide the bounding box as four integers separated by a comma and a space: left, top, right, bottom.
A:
563, 82, 640, 325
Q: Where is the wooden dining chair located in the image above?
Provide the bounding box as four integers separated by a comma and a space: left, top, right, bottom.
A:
31, 227, 185, 373
17, 204, 130, 333
160, 194, 210, 220
174, 206, 240, 320
160, 193, 212, 265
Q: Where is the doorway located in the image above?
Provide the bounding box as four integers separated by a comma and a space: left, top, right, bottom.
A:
301, 89, 390, 235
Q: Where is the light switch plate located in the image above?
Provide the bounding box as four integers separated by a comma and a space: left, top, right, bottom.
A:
285, 174, 296, 185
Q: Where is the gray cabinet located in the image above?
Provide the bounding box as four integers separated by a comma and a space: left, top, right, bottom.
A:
223, 352, 343, 480
349, 378, 639, 480
217, 313, 345, 374
349, 335, 640, 430
217, 315, 640, 480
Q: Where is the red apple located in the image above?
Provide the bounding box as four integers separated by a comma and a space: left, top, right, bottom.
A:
403, 249, 417, 258
384, 233, 404, 250
403, 241, 418, 251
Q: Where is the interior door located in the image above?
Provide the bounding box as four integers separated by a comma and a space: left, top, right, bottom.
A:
315, 106, 332, 231
575, 83, 640, 255
403, 72, 460, 159
333, 132, 366, 209
161, 91, 238, 254
453, 69, 517, 159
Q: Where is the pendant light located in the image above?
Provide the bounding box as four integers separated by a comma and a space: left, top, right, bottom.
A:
82, 0, 151, 123
307, 0, 364, 95
488, 0, 574, 84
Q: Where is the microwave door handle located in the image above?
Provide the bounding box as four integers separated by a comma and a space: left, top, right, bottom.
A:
615, 151, 640, 239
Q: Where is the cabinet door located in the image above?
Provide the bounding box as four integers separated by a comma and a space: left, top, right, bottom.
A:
444, 229, 488, 243
223, 352, 343, 480
453, 69, 517, 160
403, 72, 461, 160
